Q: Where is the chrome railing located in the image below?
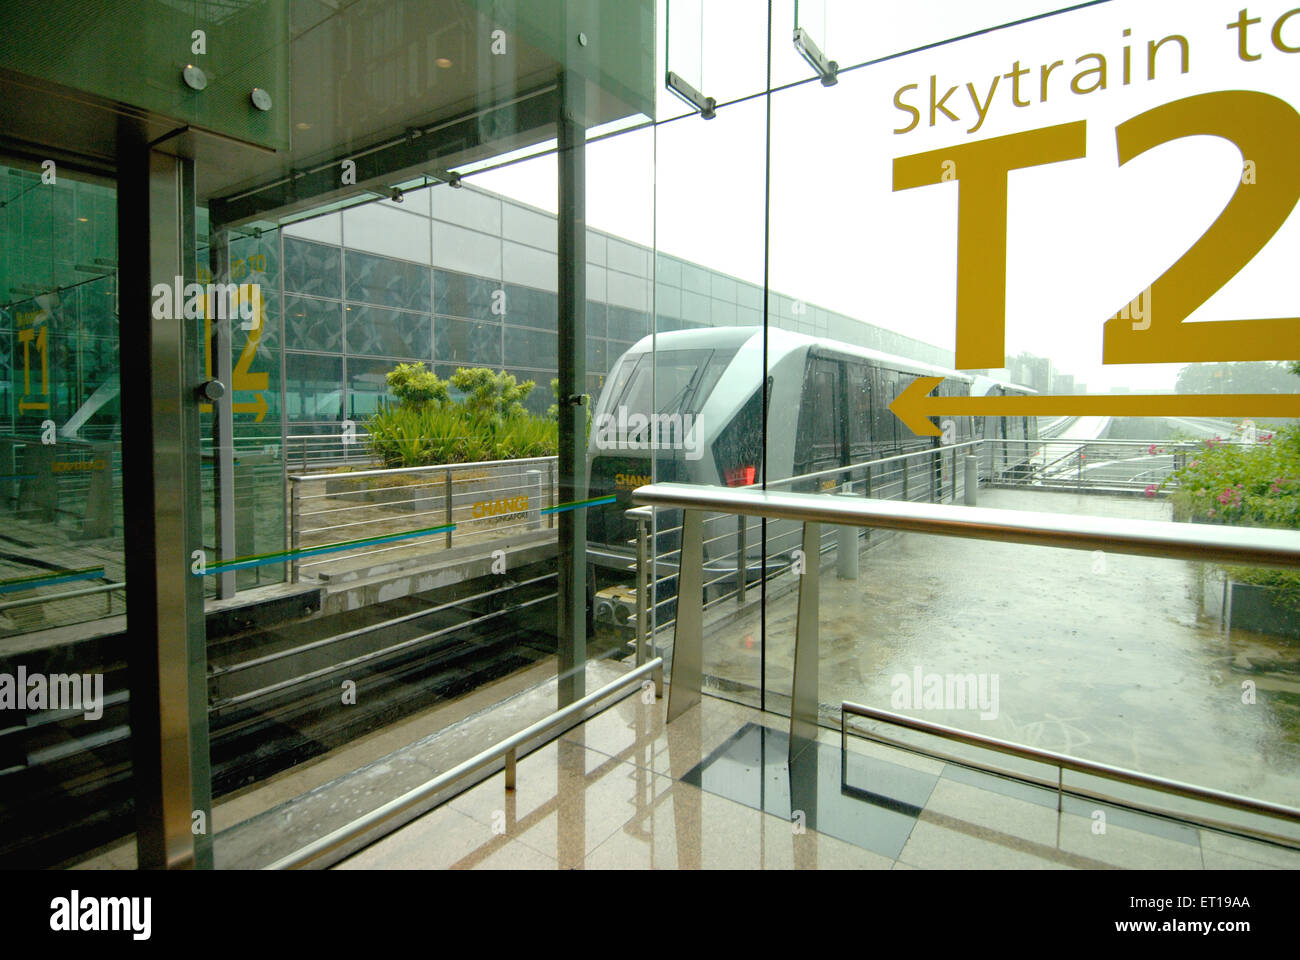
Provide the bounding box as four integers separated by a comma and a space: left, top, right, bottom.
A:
628, 481, 1300, 837
264, 656, 664, 869
841, 702, 1300, 850
287, 456, 557, 582
285, 432, 374, 471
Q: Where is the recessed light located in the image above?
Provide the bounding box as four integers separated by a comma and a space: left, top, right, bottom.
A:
295, 121, 312, 131
77, 217, 88, 222
436, 57, 453, 69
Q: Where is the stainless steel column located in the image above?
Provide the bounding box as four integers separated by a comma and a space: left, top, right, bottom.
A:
556, 66, 588, 706
965, 455, 979, 506
790, 521, 821, 763
209, 227, 237, 599
667, 509, 703, 722
119, 135, 211, 869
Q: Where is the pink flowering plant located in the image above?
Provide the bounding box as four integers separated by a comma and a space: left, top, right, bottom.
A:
1161, 426, 1300, 606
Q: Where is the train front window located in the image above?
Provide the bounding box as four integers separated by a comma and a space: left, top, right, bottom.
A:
615, 348, 736, 418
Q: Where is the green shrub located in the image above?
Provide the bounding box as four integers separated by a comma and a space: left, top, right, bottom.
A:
386, 362, 449, 408
366, 365, 557, 468
1161, 426, 1300, 606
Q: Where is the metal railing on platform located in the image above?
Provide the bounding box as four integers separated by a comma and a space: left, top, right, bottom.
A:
841, 701, 1300, 850
629, 480, 1300, 843
264, 656, 664, 870
287, 456, 558, 582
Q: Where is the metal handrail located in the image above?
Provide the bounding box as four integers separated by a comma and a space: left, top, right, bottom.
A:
629, 482, 1300, 569
264, 656, 664, 869
289, 455, 557, 483
841, 702, 1300, 850
0, 581, 125, 613
766, 440, 980, 489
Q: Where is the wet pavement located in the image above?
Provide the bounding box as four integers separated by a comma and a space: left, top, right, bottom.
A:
697, 489, 1300, 808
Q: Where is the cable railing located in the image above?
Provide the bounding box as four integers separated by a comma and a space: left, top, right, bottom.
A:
629, 480, 1300, 846
287, 456, 558, 582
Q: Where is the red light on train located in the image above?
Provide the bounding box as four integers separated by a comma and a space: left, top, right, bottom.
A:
725, 465, 756, 486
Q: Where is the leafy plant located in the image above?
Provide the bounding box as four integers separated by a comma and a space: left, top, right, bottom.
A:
1161, 426, 1300, 605
366, 364, 556, 468
386, 362, 449, 408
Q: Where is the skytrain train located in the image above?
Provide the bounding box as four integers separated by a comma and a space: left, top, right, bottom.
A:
585, 327, 1038, 599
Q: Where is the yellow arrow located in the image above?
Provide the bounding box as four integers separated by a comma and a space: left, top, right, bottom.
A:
18, 399, 49, 414
233, 393, 268, 423
891, 376, 1300, 437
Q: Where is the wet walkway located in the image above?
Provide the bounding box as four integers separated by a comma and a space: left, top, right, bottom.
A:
696, 488, 1300, 810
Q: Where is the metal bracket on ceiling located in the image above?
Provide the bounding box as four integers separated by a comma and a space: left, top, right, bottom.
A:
793, 28, 838, 86
666, 71, 716, 119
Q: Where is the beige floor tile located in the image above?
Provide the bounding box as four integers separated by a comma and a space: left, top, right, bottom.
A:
1201, 850, 1282, 869
336, 804, 500, 870
580, 779, 881, 870
823, 728, 947, 776
893, 860, 921, 870
471, 839, 560, 870
569, 697, 758, 781
757, 813, 895, 870
448, 739, 666, 868
921, 777, 1060, 845
899, 817, 1078, 869
1199, 830, 1300, 869
1056, 812, 1202, 869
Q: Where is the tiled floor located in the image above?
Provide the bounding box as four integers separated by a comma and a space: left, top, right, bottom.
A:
334, 693, 1300, 870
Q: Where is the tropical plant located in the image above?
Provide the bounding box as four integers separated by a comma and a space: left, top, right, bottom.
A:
386, 362, 449, 408
366, 365, 556, 468
1161, 426, 1300, 605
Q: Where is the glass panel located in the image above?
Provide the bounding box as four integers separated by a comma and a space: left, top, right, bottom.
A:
0, 158, 127, 867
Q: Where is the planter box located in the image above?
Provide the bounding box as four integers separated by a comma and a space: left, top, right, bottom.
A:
1225, 580, 1300, 640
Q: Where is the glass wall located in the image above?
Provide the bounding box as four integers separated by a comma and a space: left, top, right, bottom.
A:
5, 0, 1298, 870
640, 0, 1300, 814
0, 157, 127, 867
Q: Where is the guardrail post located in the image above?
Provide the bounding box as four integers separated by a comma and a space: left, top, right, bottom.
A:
505, 747, 516, 791
527, 469, 542, 530
964, 455, 979, 507
864, 464, 872, 499
836, 482, 858, 580
666, 508, 703, 723
790, 520, 821, 763
444, 468, 454, 548
289, 477, 300, 584
736, 515, 747, 605
636, 510, 650, 665
903, 455, 910, 501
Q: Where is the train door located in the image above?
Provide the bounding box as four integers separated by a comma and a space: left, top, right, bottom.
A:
795, 354, 845, 490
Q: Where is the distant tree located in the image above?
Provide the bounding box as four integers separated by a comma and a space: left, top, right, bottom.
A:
448, 368, 534, 420
386, 362, 448, 407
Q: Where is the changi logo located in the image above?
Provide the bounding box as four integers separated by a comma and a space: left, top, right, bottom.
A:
614, 473, 651, 491
50, 891, 151, 940
890, 666, 999, 720
151, 276, 262, 328
471, 496, 529, 519
0, 667, 104, 720
593, 407, 704, 461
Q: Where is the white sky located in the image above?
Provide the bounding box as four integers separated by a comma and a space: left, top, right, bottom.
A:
474, 0, 1300, 392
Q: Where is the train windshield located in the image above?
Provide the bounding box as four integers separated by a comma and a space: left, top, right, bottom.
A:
603, 348, 736, 419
